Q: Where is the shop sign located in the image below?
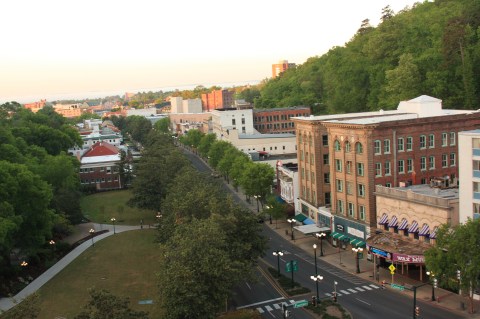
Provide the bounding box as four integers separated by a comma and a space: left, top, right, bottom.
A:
393, 254, 425, 264
369, 247, 391, 259
347, 227, 364, 239
336, 224, 344, 232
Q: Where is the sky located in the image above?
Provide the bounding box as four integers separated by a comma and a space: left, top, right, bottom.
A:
0, 0, 420, 103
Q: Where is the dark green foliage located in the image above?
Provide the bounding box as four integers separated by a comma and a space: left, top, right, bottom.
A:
123, 116, 152, 145
254, 0, 480, 112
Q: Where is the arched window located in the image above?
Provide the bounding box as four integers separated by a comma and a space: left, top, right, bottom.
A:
345, 141, 351, 152
355, 142, 363, 154
334, 140, 341, 151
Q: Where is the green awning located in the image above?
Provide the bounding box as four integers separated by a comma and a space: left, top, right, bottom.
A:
331, 232, 348, 241
350, 238, 359, 245
294, 214, 307, 222
353, 240, 366, 248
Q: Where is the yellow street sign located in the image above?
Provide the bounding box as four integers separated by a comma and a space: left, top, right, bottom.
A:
390, 270, 395, 275
389, 264, 396, 272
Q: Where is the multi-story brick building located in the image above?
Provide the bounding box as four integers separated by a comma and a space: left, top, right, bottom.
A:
23, 99, 46, 113
79, 141, 123, 190
272, 60, 296, 78
254, 107, 310, 134
201, 89, 234, 111
293, 95, 480, 245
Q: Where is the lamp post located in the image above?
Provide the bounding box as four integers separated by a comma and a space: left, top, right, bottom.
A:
287, 218, 295, 240
111, 217, 116, 234
254, 195, 260, 212
316, 232, 326, 256
426, 271, 436, 301
89, 228, 95, 247
49, 240, 55, 258
310, 274, 323, 304
273, 250, 284, 277
313, 244, 318, 275
20, 261, 28, 267
352, 247, 363, 273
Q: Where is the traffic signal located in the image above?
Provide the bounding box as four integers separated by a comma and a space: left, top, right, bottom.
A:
415, 306, 420, 317
332, 291, 337, 302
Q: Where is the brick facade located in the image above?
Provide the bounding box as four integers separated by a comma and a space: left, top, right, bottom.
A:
254, 107, 310, 134
201, 89, 234, 111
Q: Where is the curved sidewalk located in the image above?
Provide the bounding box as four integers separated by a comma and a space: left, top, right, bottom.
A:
0, 223, 141, 312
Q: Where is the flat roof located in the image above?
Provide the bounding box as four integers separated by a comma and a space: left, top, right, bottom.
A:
238, 133, 295, 139
395, 184, 459, 199
81, 154, 120, 164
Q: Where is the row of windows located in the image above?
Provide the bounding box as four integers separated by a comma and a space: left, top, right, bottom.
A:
373, 153, 456, 176
373, 132, 456, 155
334, 160, 364, 176
254, 122, 295, 130
298, 134, 329, 146
336, 200, 366, 220
300, 151, 315, 163
83, 139, 119, 145
335, 181, 366, 197
334, 140, 363, 153
81, 177, 118, 184
255, 113, 307, 122
301, 168, 316, 183
79, 167, 114, 173
231, 118, 246, 125
245, 145, 287, 152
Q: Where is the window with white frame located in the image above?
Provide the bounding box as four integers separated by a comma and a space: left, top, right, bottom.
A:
357, 163, 364, 176
420, 135, 426, 149
450, 132, 456, 146
345, 141, 351, 152
397, 137, 404, 151
335, 159, 342, 172
348, 202, 355, 217
356, 142, 363, 154
346, 161, 352, 174
337, 200, 344, 214
384, 139, 391, 154
374, 140, 381, 155
407, 159, 413, 172
358, 183, 365, 197
442, 133, 448, 146
385, 161, 391, 175
347, 182, 353, 195
429, 134, 435, 148
336, 179, 344, 192
420, 157, 426, 171
429, 156, 435, 170
334, 140, 341, 151
442, 154, 448, 167
359, 205, 366, 220
375, 163, 382, 177
450, 153, 456, 166
398, 160, 405, 173
406, 137, 413, 151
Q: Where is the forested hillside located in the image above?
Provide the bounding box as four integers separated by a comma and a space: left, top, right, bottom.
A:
255, 0, 480, 113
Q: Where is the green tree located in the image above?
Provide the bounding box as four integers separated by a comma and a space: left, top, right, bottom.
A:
74, 289, 149, 319
207, 140, 231, 169
197, 133, 217, 157
239, 162, 275, 200
153, 117, 170, 134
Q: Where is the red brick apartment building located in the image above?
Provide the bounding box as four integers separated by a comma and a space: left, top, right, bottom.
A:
23, 99, 46, 113
79, 142, 122, 190
201, 89, 234, 111
253, 107, 310, 134
293, 95, 480, 244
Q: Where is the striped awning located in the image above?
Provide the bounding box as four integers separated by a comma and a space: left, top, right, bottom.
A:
408, 221, 419, 233
430, 226, 439, 239
419, 224, 430, 236
331, 232, 350, 242
350, 238, 366, 248
397, 218, 408, 230
388, 216, 398, 227
378, 213, 389, 225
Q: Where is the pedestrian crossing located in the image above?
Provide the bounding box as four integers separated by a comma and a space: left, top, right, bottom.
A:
254, 284, 380, 313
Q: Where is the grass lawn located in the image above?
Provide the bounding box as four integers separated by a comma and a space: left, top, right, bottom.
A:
80, 189, 156, 226
36, 229, 164, 319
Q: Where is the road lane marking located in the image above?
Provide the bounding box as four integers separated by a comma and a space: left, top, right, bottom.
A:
265, 305, 273, 312
256, 307, 264, 313
237, 297, 285, 309
356, 287, 365, 292
246, 282, 251, 290
370, 284, 380, 289
340, 290, 350, 295
274, 303, 281, 309
356, 298, 371, 306
348, 288, 358, 293
363, 285, 372, 290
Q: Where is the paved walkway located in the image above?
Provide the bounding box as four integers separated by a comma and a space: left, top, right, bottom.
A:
0, 223, 141, 312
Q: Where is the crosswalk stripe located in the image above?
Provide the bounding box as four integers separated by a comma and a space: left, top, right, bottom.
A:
273, 304, 281, 309
348, 288, 357, 293
356, 287, 365, 292
265, 305, 273, 312
363, 285, 373, 290
370, 284, 380, 289
325, 293, 332, 296
256, 307, 264, 313
289, 300, 295, 304
340, 289, 350, 295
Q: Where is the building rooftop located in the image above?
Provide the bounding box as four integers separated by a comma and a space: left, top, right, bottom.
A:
398, 184, 459, 199
254, 106, 310, 112
459, 129, 480, 135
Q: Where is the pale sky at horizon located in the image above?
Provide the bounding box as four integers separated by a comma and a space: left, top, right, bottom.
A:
1, 0, 420, 103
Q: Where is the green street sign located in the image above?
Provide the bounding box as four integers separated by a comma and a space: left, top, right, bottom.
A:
285, 260, 298, 273
294, 300, 309, 308
391, 283, 404, 291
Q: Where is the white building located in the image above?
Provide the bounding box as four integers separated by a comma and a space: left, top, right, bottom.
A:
459, 129, 480, 223
126, 107, 158, 117
211, 109, 255, 136
170, 97, 203, 114
277, 162, 300, 212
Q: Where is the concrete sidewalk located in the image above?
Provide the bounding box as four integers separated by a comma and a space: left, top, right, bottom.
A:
0, 223, 141, 312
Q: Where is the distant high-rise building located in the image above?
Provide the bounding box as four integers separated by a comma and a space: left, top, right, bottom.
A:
201, 89, 234, 111
272, 60, 296, 78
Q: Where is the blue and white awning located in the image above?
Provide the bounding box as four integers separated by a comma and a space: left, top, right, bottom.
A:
419, 224, 430, 236
397, 218, 408, 230
378, 213, 389, 225
388, 216, 398, 227
430, 226, 439, 239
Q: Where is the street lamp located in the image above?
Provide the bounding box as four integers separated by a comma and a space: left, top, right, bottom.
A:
310, 274, 323, 304
313, 244, 318, 275
111, 217, 116, 234
89, 228, 95, 247
20, 261, 28, 267
316, 232, 326, 256
253, 195, 260, 212
426, 271, 436, 301
352, 247, 363, 273
287, 219, 295, 240
49, 240, 55, 258
272, 250, 284, 277
265, 205, 272, 224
